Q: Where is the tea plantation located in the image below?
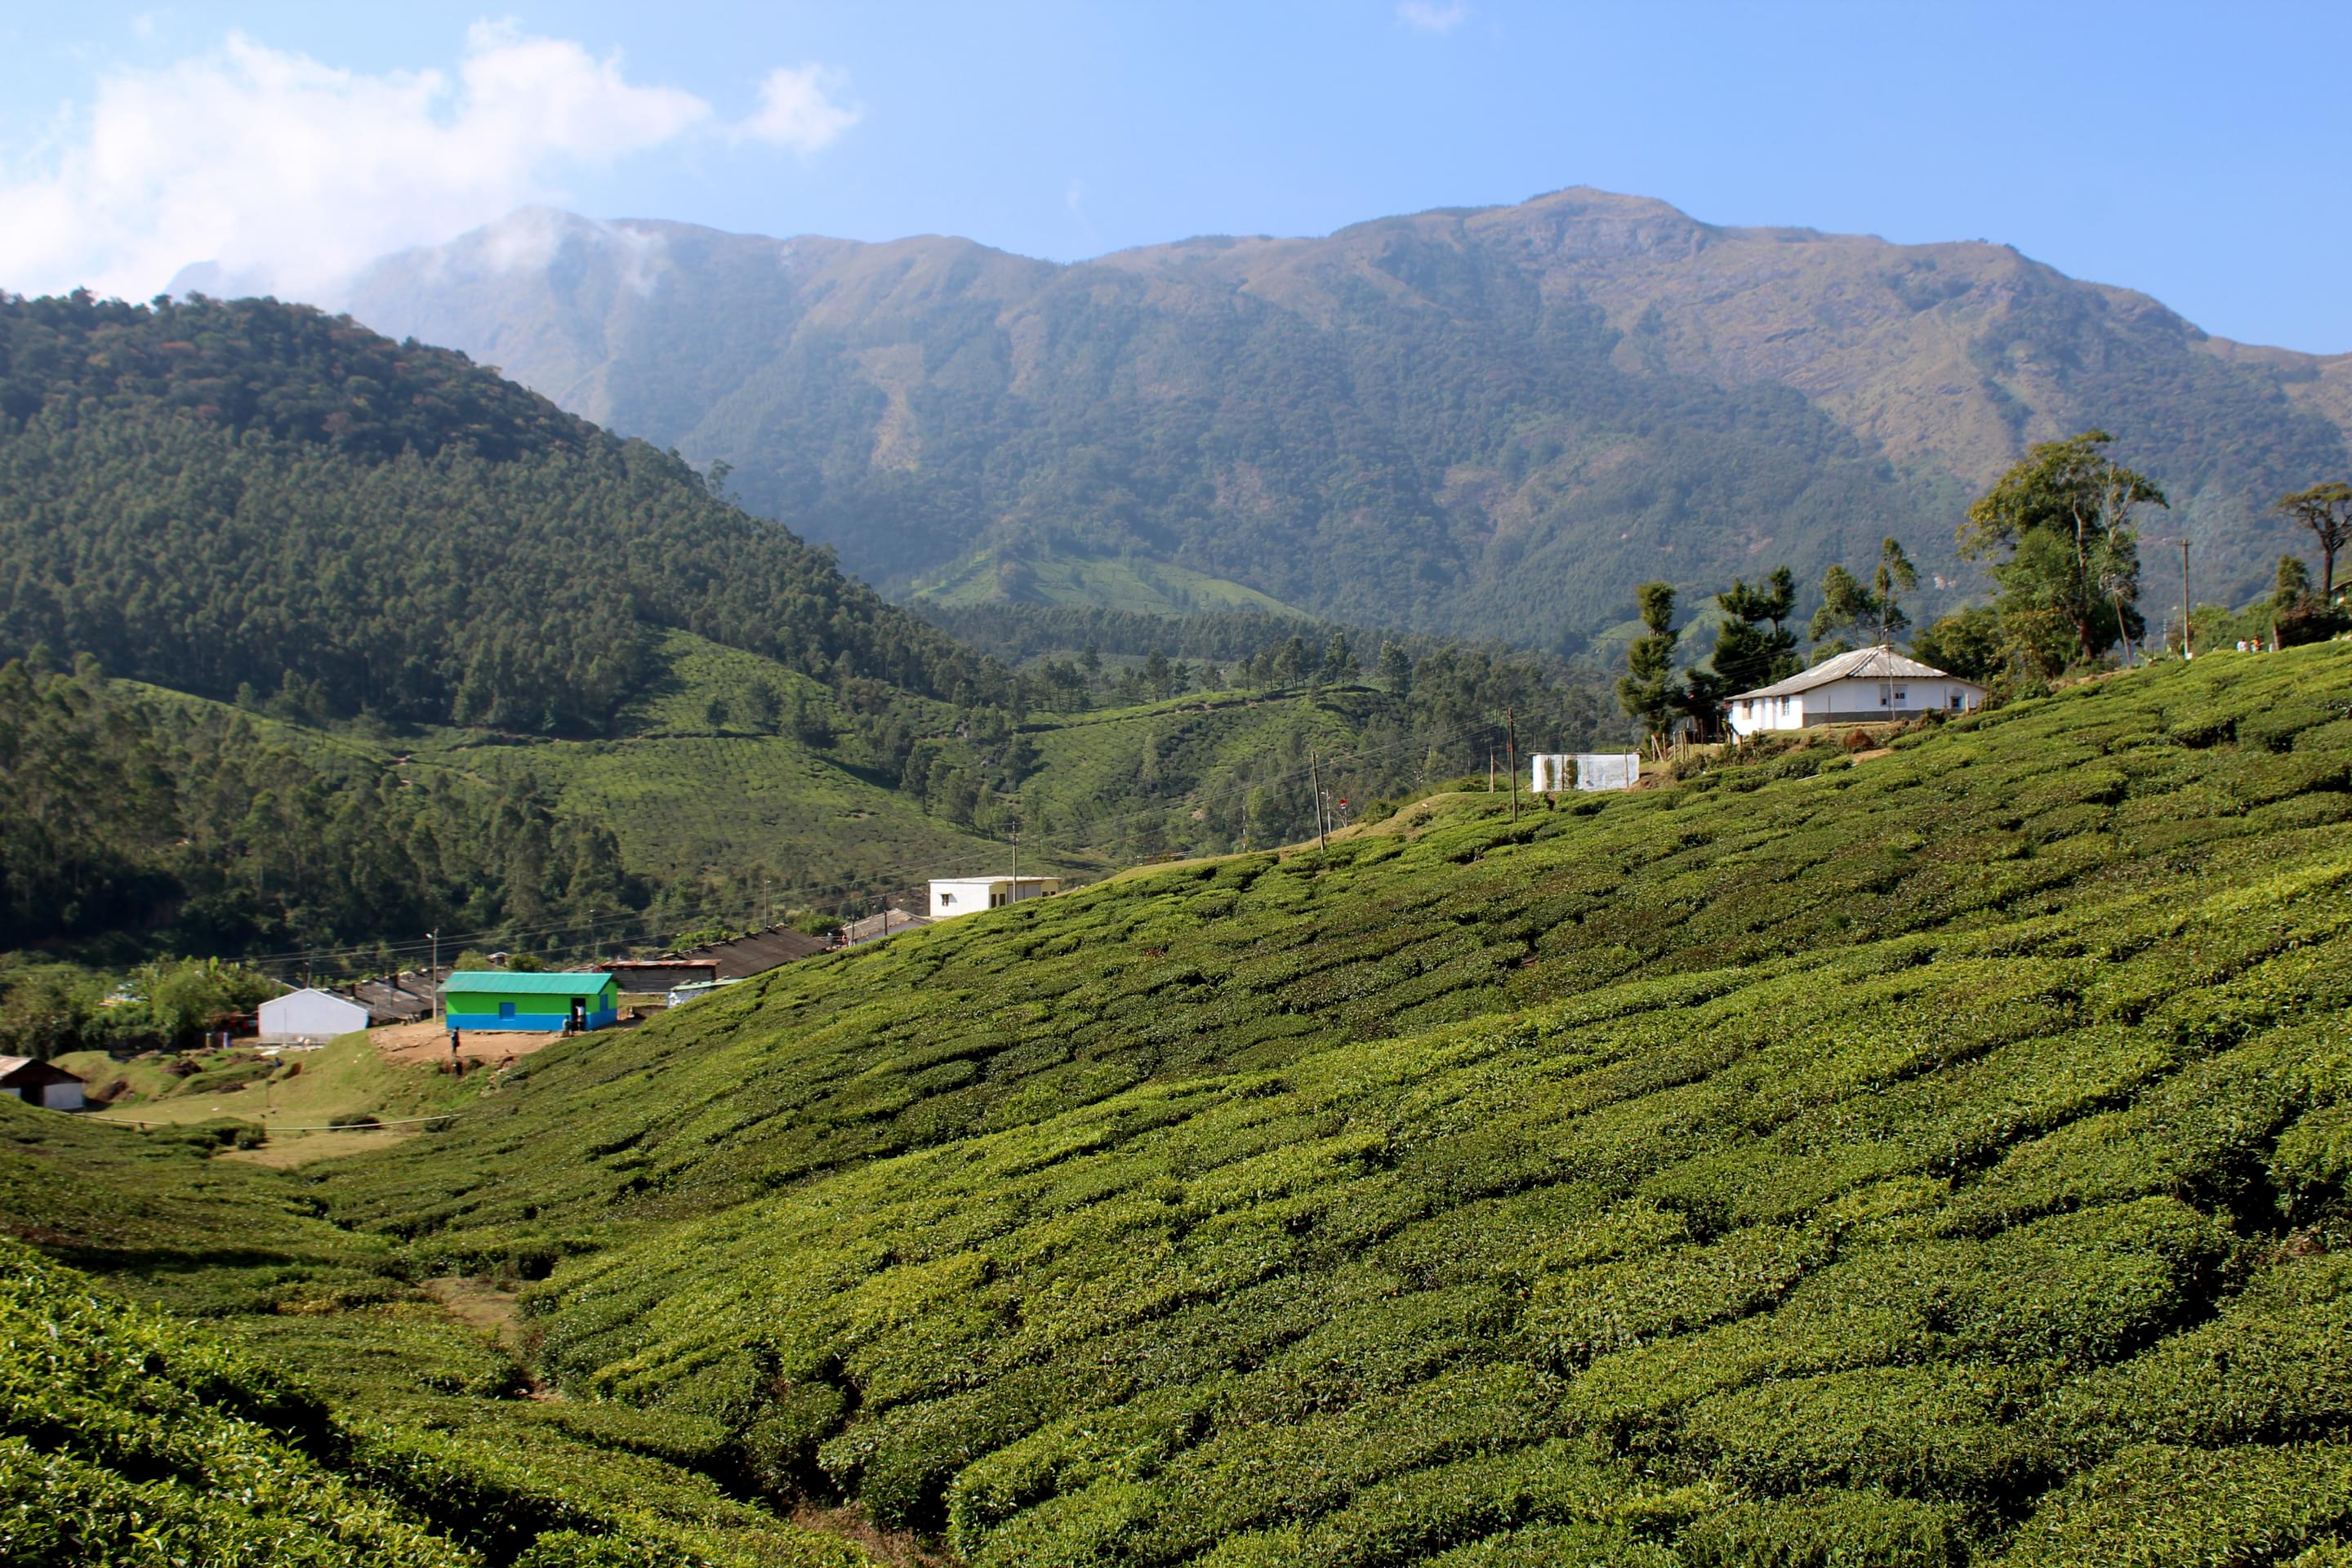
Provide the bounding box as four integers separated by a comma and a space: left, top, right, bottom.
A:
272, 644, 2352, 1564
15, 645, 2352, 1564
0, 1106, 869, 1566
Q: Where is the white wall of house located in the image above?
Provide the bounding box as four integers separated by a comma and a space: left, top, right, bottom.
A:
1728, 676, 1983, 738
256, 987, 372, 1041
929, 876, 1063, 920
0, 1077, 84, 1111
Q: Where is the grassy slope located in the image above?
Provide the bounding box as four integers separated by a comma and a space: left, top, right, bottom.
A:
132, 628, 1029, 898
297, 645, 2352, 1564
61, 1029, 474, 1142
0, 1101, 868, 1566
1018, 685, 1386, 849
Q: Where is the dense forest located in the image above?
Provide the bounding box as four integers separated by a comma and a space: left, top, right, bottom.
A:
0, 657, 638, 959
0, 292, 1003, 735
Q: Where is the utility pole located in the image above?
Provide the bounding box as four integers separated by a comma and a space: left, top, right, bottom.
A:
1506, 709, 1519, 825
430, 929, 440, 1024
2179, 537, 2194, 660
1309, 746, 1329, 853
1488, 749, 1494, 793
1009, 795, 1019, 905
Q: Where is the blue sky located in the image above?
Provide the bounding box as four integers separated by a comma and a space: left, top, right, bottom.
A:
3, 2, 2347, 351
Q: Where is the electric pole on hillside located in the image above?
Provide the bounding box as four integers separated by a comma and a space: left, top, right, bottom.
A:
1009, 794, 1019, 902
430, 929, 440, 1023
2179, 537, 2194, 660
1506, 709, 1519, 825
1309, 746, 1329, 853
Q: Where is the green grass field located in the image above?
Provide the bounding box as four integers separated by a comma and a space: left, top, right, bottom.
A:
59, 1031, 480, 1165
18, 644, 2352, 1565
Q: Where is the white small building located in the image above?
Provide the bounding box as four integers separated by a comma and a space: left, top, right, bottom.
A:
256, 987, 372, 1043
929, 875, 1062, 920
1726, 646, 1986, 739
1532, 753, 1642, 793
0, 1057, 85, 1111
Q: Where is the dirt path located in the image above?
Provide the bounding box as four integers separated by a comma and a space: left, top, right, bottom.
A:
371, 1017, 564, 1068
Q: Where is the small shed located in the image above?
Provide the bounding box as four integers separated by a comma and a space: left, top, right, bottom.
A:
440, 972, 619, 1032
1530, 753, 1642, 793
666, 978, 746, 1008
1727, 645, 1986, 738
841, 906, 932, 947
256, 987, 372, 1043
0, 1057, 86, 1111
929, 875, 1062, 920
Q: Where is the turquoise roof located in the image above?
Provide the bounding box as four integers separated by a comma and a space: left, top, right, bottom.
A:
439, 971, 615, 996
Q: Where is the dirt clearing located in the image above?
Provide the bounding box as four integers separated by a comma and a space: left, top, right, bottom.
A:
370, 1017, 565, 1068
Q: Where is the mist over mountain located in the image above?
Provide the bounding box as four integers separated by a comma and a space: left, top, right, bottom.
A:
325, 190, 2352, 648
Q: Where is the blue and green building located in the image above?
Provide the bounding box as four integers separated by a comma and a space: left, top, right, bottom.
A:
439, 972, 618, 1032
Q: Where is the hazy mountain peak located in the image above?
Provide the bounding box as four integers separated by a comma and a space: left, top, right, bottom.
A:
337, 189, 2350, 643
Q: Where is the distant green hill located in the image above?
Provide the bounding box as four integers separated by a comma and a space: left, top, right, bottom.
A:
271, 644, 2352, 1563
105, 632, 1036, 954
0, 292, 997, 734
339, 193, 2352, 644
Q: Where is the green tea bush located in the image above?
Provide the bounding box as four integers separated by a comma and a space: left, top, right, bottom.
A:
1675, 1489, 1968, 1568
1999, 1441, 2352, 1566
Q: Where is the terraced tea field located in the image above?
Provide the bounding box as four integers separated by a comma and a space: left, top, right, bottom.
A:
0, 1105, 866, 1566
273, 644, 2352, 1565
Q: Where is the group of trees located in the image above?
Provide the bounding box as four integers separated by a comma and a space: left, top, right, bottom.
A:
1617, 430, 2350, 741
0, 654, 644, 961
0, 956, 283, 1059
0, 292, 1010, 738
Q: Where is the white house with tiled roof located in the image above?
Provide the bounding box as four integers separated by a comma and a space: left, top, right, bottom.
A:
1726, 645, 1986, 739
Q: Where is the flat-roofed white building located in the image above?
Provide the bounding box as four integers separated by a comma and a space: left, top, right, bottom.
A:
1727, 646, 1986, 738
929, 875, 1062, 920
1531, 753, 1642, 792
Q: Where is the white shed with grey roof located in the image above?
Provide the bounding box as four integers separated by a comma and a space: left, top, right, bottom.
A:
1727, 645, 1985, 738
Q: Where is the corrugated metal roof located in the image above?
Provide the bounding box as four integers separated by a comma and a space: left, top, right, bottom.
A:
660, 924, 828, 980
439, 971, 617, 996
1729, 645, 1977, 702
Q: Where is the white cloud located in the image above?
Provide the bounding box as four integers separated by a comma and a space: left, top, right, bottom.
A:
1396, 1, 1471, 33
1064, 177, 1101, 250
732, 64, 859, 154
0, 24, 855, 305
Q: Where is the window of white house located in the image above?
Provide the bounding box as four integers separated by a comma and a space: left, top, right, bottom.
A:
940, 893, 956, 906
1894, 688, 1907, 703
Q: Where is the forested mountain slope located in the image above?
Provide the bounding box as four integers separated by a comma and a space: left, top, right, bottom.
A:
296, 645, 2352, 1564
0, 292, 995, 734
338, 193, 2351, 644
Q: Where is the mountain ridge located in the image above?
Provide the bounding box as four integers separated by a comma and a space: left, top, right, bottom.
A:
325, 188, 2351, 648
